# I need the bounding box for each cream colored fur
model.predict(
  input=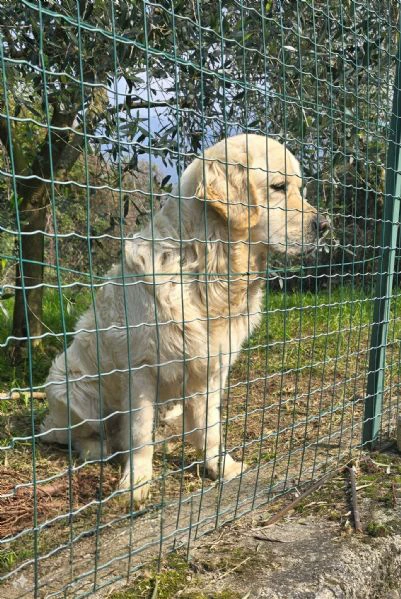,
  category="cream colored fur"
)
[41,134,318,503]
